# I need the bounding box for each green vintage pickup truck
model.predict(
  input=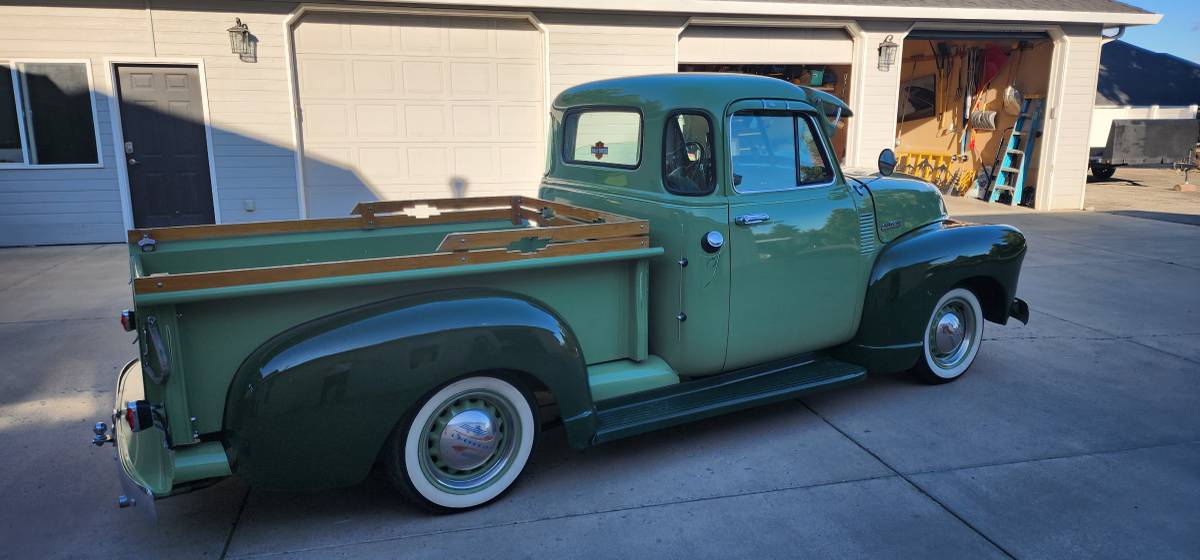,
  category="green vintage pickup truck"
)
[94,73,1028,515]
